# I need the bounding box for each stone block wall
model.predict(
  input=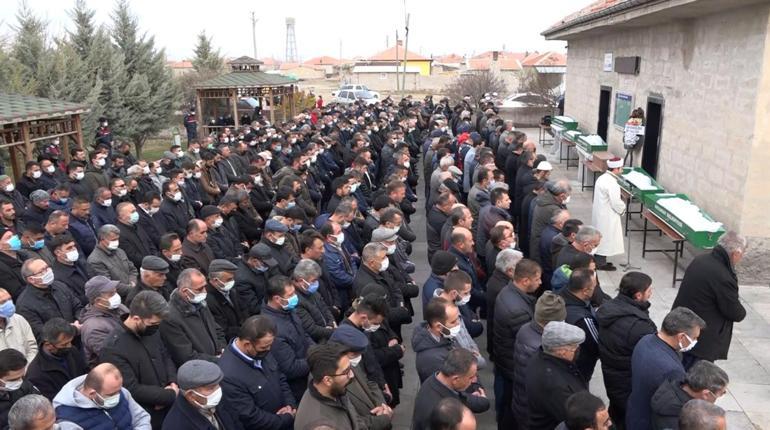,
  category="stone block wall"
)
[561,3,770,283]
